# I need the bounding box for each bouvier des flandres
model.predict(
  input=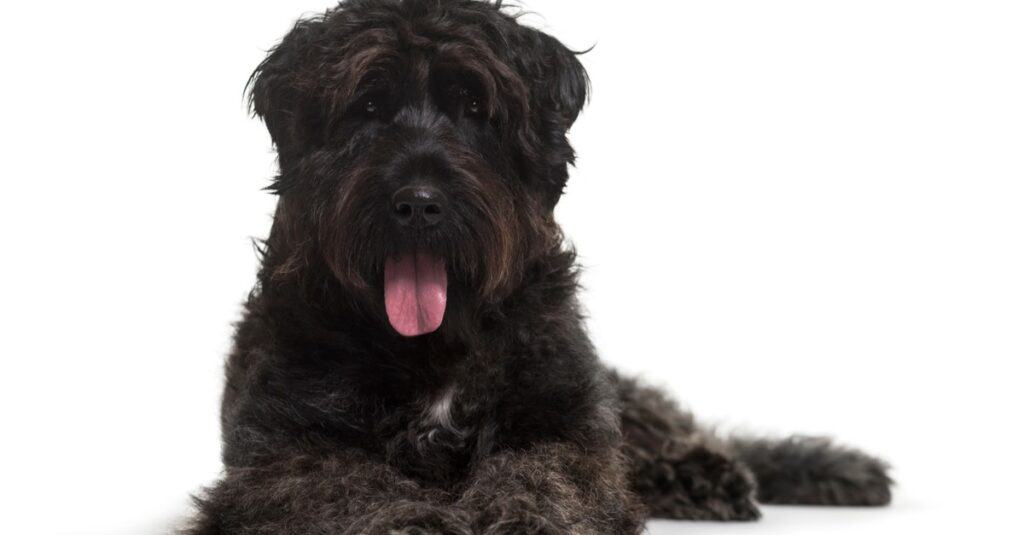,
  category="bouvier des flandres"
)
[187,1,892,533]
